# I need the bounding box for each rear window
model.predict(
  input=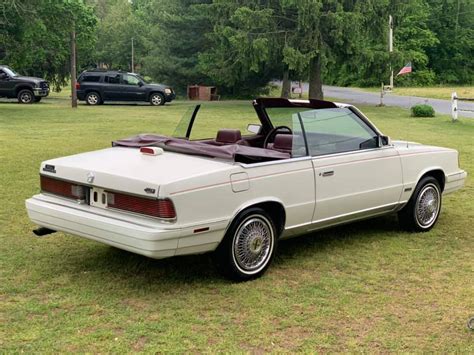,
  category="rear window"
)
[104,74,120,84]
[80,74,101,83]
